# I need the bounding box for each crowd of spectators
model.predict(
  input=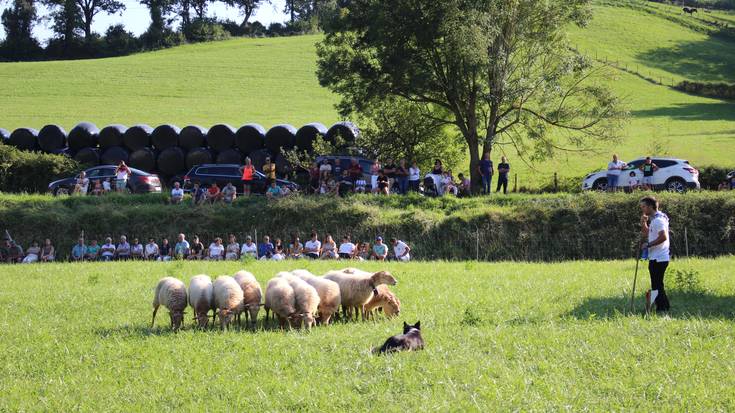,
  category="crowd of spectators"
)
[0,232,412,264]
